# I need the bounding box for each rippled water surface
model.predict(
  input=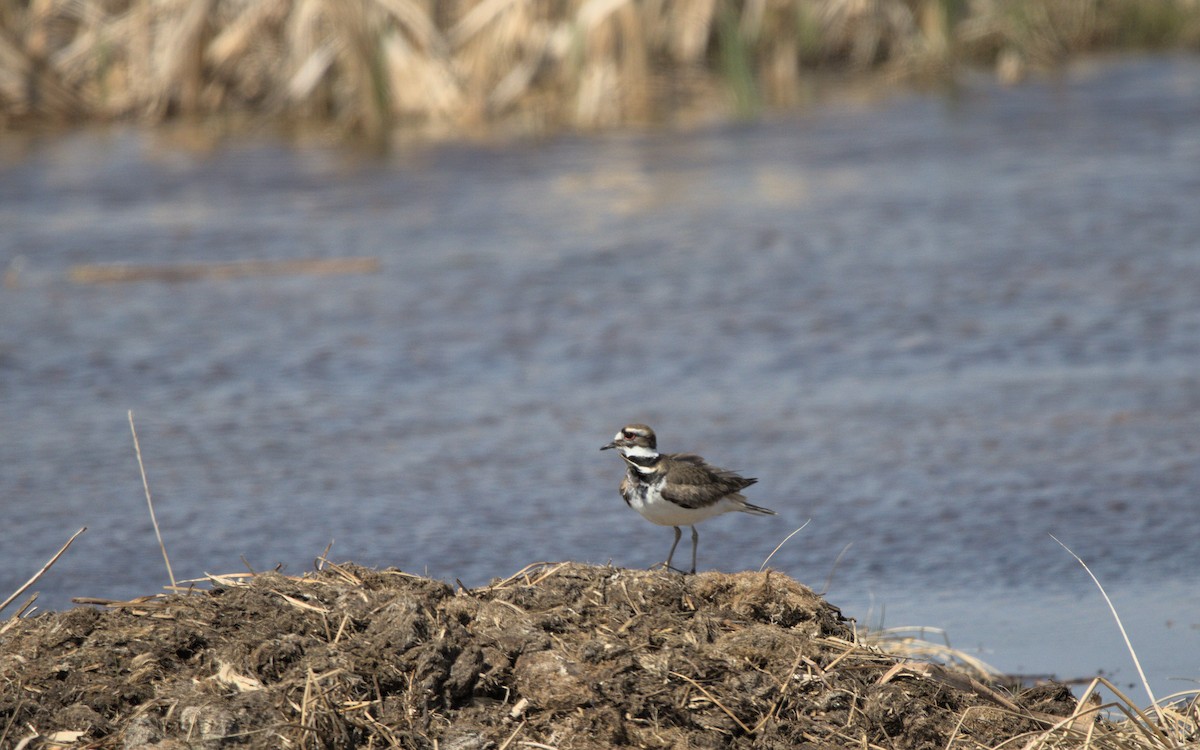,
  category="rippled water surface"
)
[3,56,1199,702]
